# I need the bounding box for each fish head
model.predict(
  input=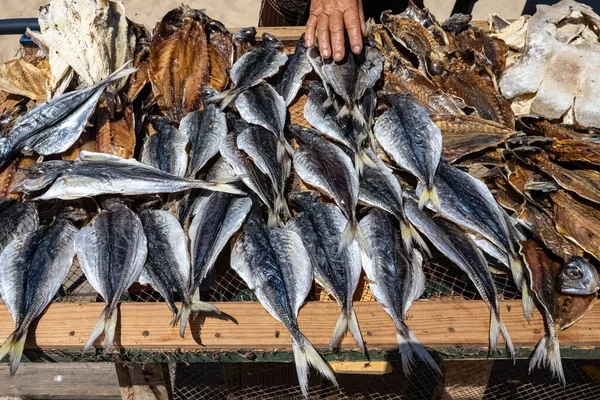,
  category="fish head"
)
[558,256,599,295]
[11,160,67,193]
[289,190,321,210]
[233,27,257,44]
[262,33,284,50]
[207,19,229,35]
[287,124,318,144]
